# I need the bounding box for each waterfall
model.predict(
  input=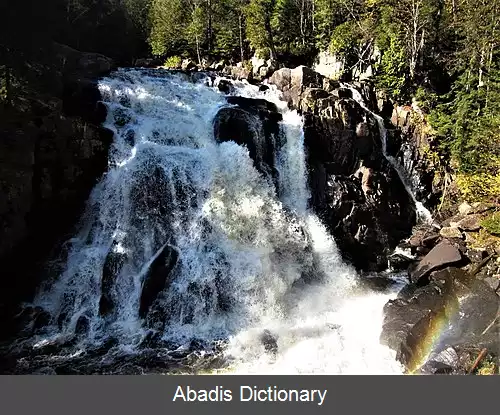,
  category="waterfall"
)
[13,69,404,374]
[345,85,433,224]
